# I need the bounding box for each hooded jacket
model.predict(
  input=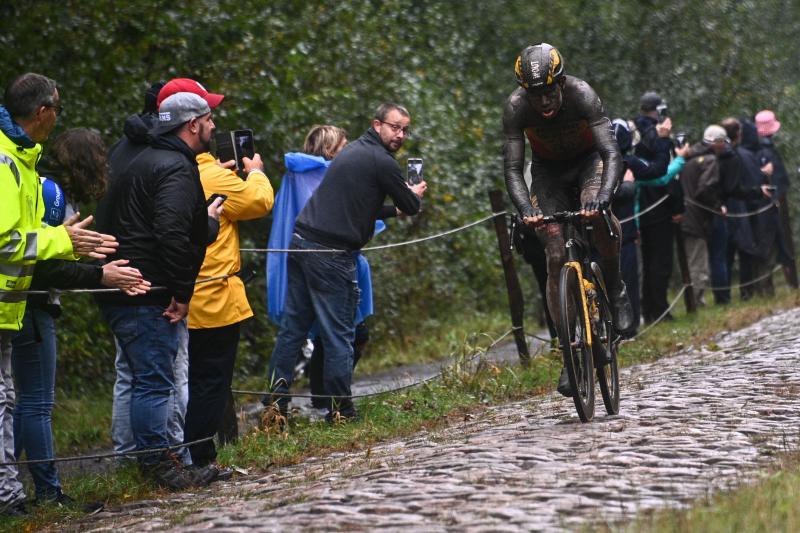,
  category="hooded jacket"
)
[0,106,74,331]
[679,143,721,239]
[98,131,217,306]
[187,152,274,329]
[267,152,384,325]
